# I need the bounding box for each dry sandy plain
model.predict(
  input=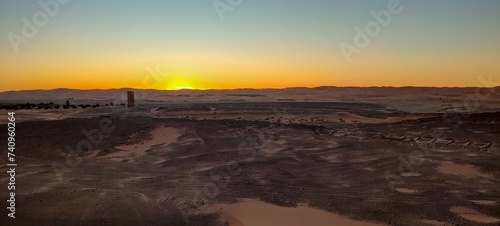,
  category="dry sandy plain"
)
[0,87,499,226]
